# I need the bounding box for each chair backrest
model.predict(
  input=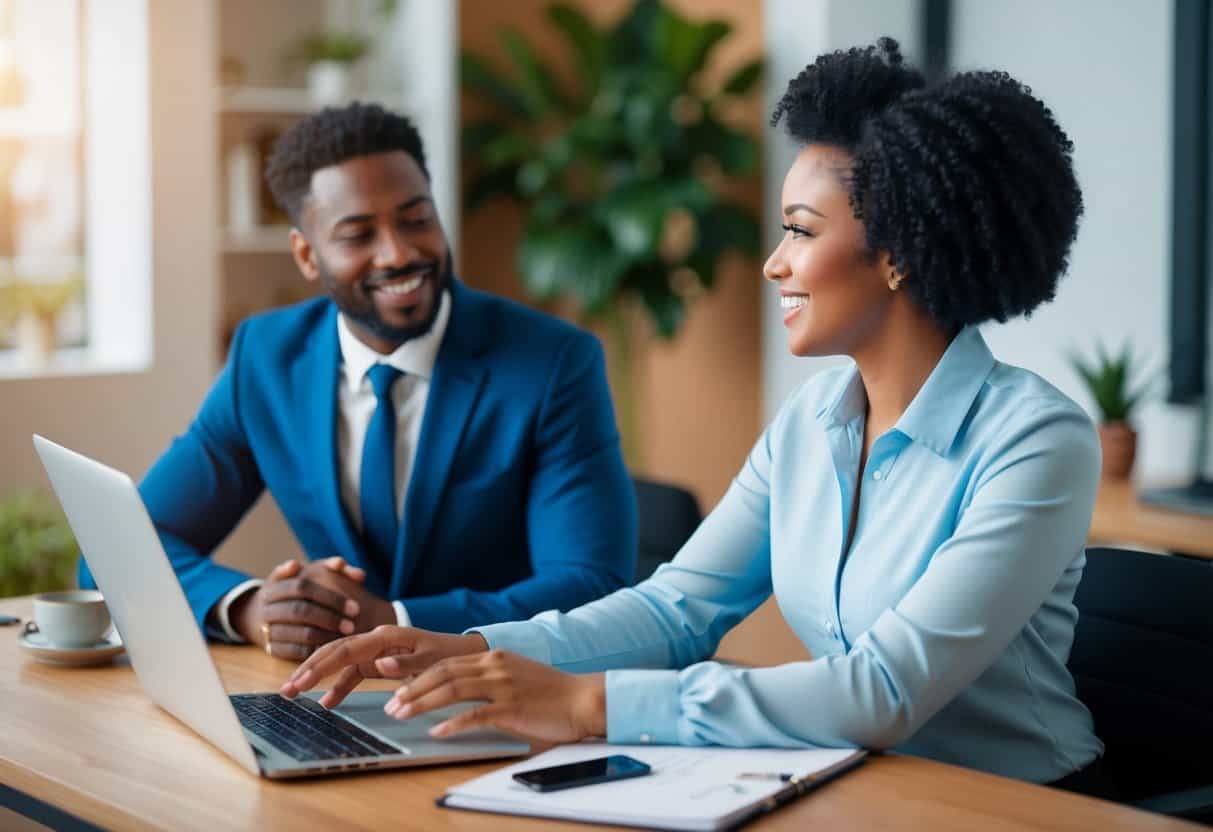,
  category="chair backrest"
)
[1070,547,1213,800]
[632,477,702,583]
